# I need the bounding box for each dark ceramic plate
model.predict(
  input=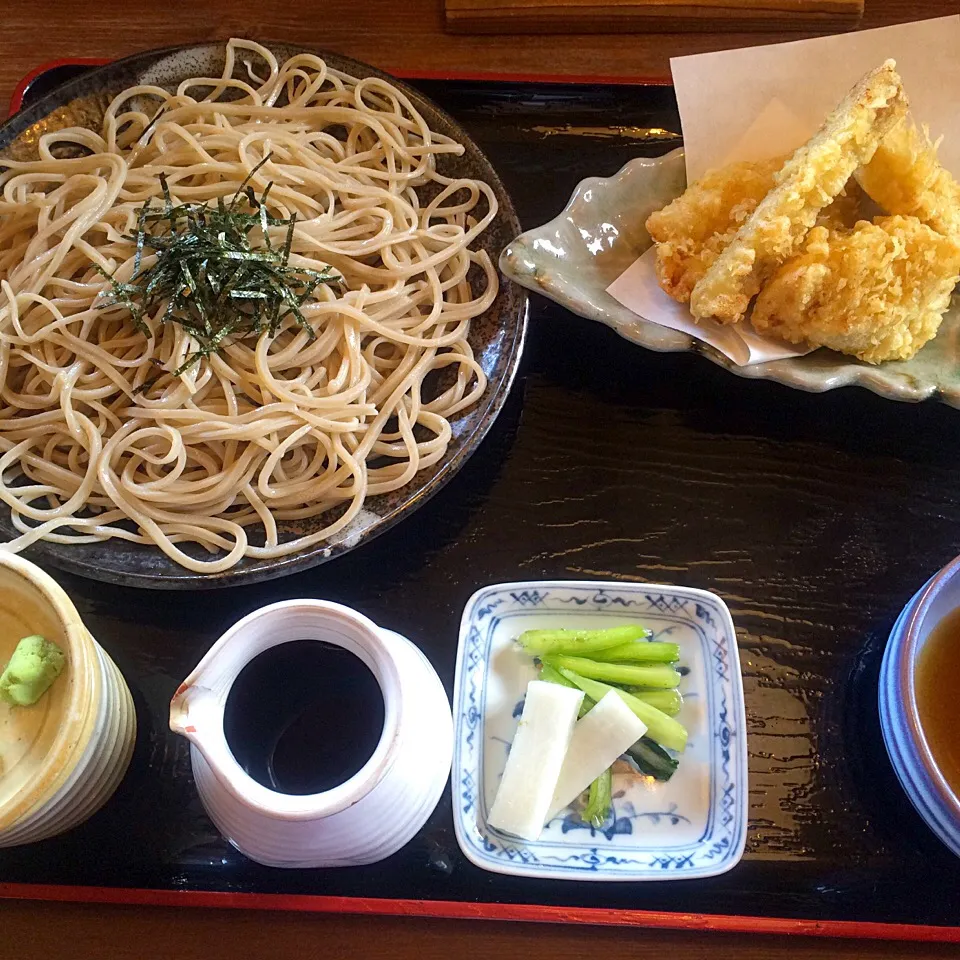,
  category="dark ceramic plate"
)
[0,43,527,590]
